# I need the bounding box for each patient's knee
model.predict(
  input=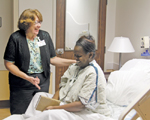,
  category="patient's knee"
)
[43,110,65,119]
